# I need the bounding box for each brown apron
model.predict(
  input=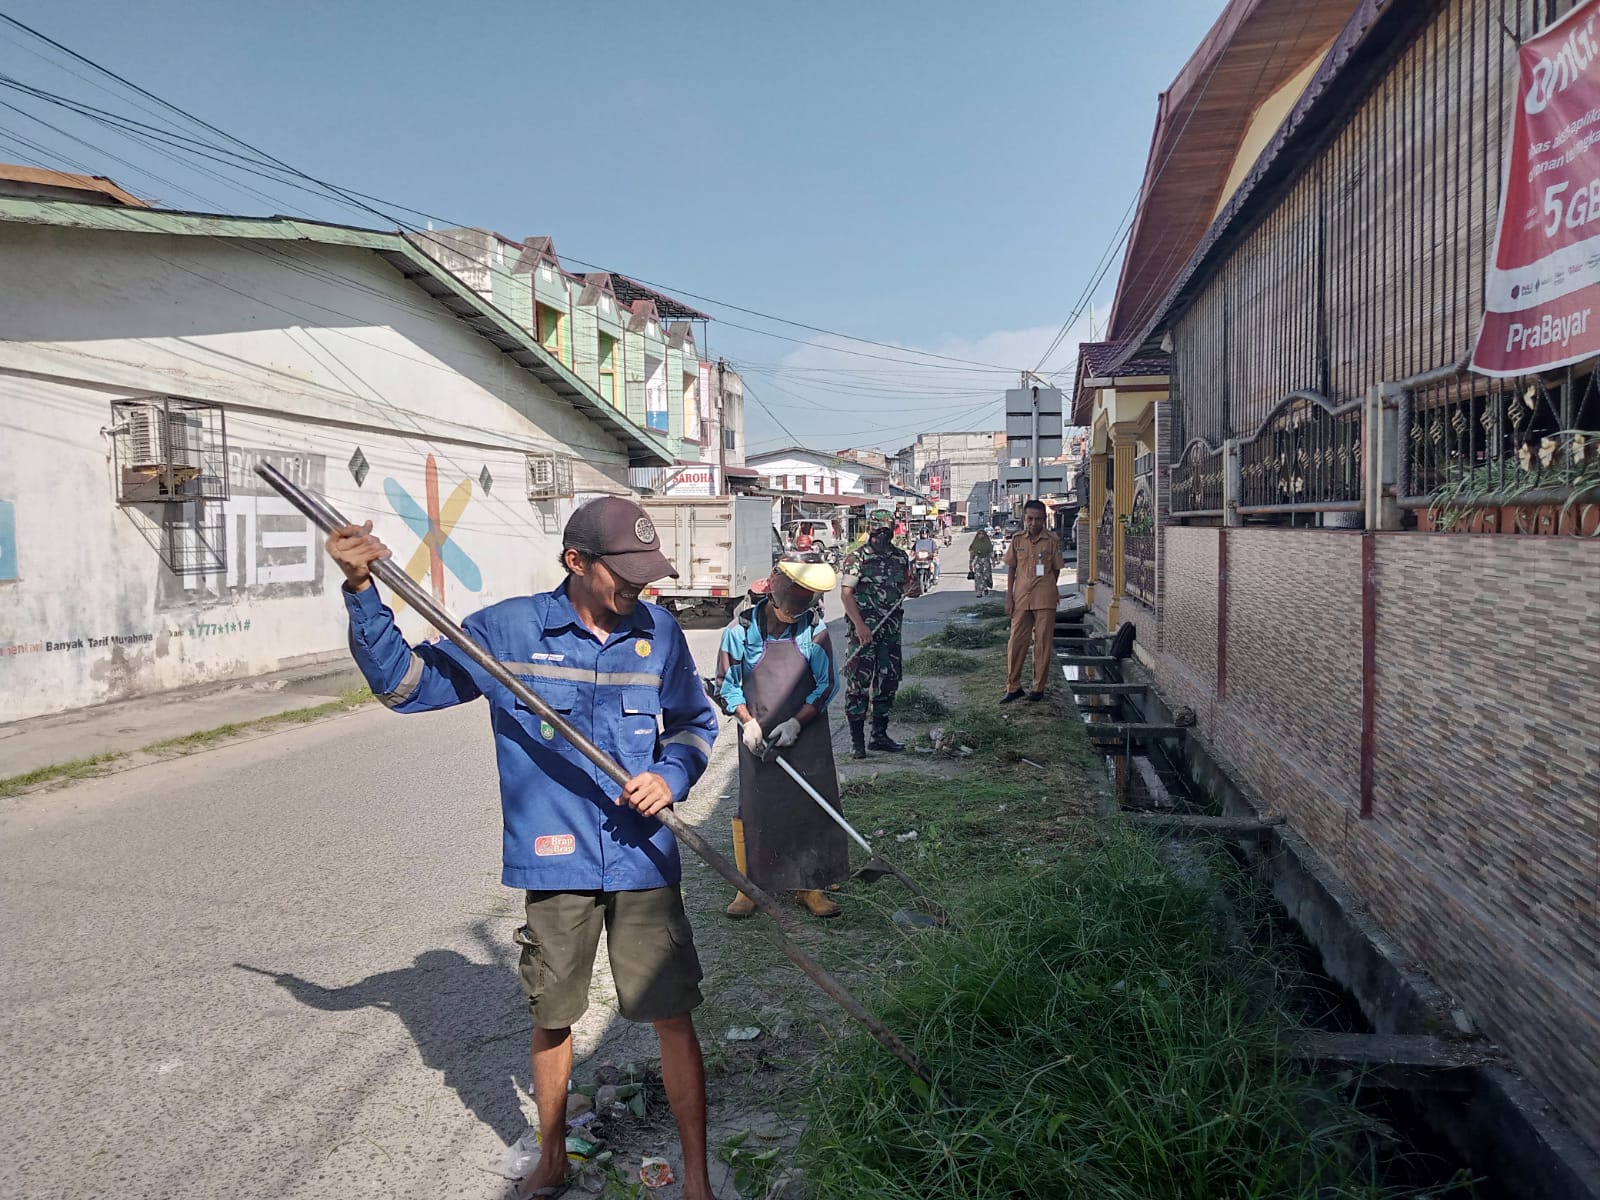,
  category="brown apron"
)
[737,634,847,892]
